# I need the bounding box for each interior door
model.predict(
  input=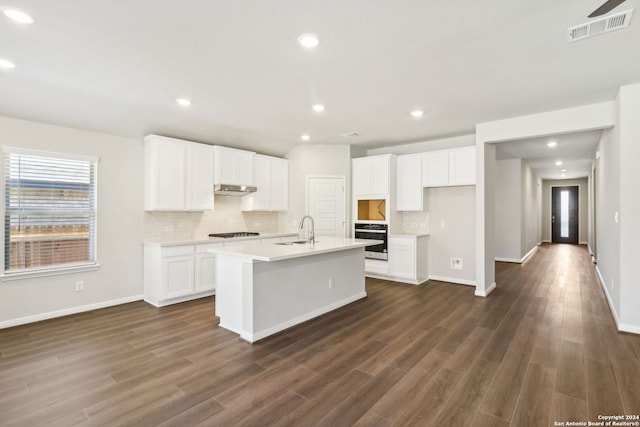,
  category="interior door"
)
[307,177,346,237]
[552,186,579,244]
